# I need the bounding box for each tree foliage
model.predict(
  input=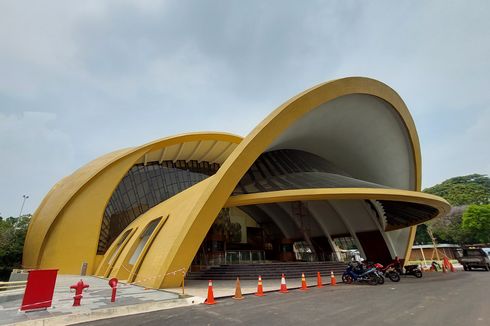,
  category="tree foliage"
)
[428,207,477,244]
[0,215,30,270]
[415,174,490,244]
[414,223,432,244]
[423,174,490,206]
[462,204,490,243]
